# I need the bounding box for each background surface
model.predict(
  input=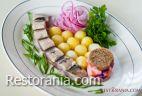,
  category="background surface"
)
[0,0,142,96]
